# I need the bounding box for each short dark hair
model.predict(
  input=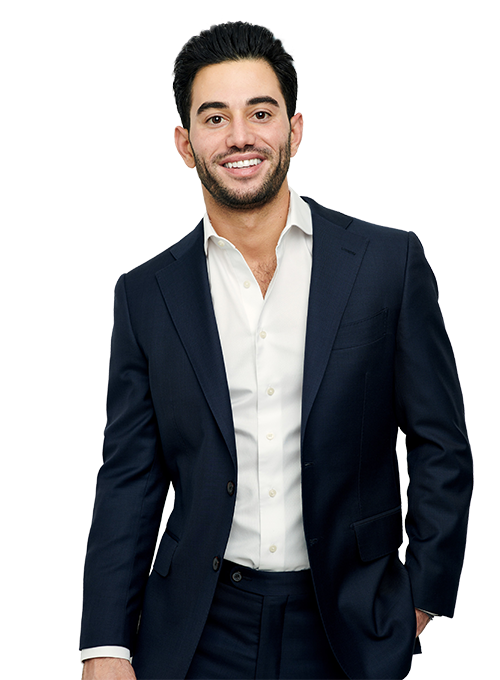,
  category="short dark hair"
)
[173,22,297,130]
